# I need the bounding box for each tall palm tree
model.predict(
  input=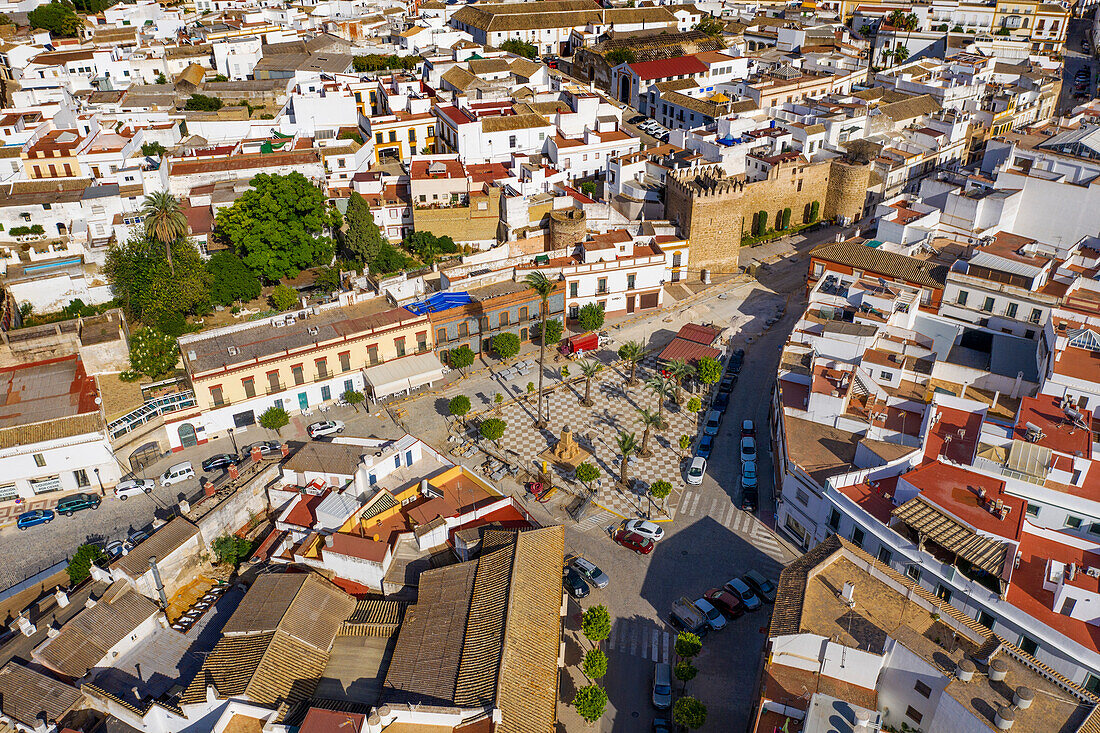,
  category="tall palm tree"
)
[636,407,661,457]
[580,359,603,406]
[644,376,673,430]
[524,271,556,427]
[893,45,910,65]
[665,358,695,406]
[616,431,638,487]
[141,191,188,269]
[618,340,645,386]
